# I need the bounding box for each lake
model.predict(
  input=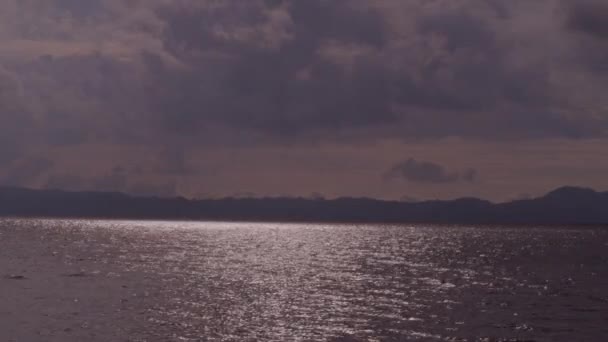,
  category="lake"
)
[1,219,607,341]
